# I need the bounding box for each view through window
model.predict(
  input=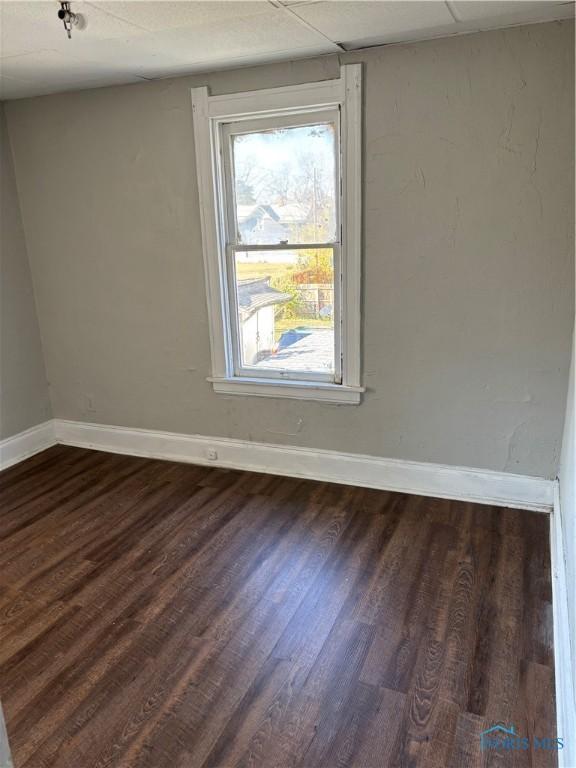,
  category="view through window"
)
[228,120,339,379]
